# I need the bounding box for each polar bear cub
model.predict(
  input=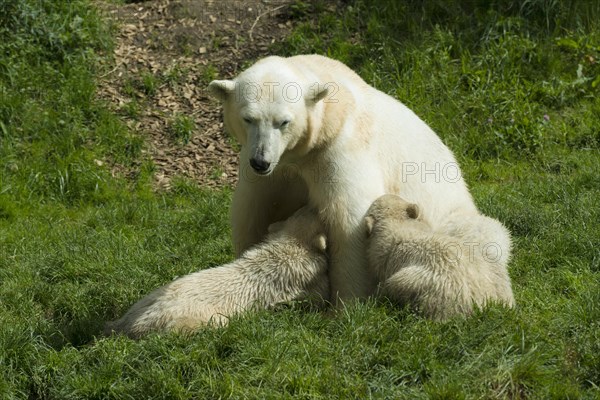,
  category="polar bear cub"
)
[365,194,515,320]
[105,207,329,338]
